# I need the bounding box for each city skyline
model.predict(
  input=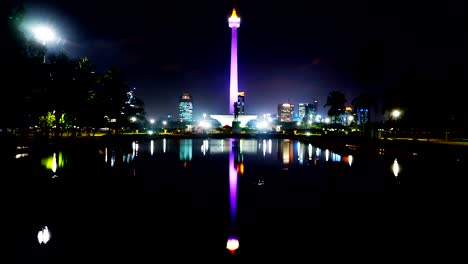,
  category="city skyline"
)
[18,0,467,122]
